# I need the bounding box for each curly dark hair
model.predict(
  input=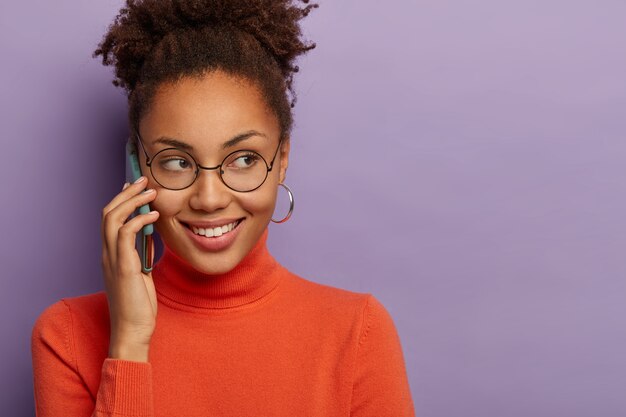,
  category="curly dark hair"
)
[93,0,318,142]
